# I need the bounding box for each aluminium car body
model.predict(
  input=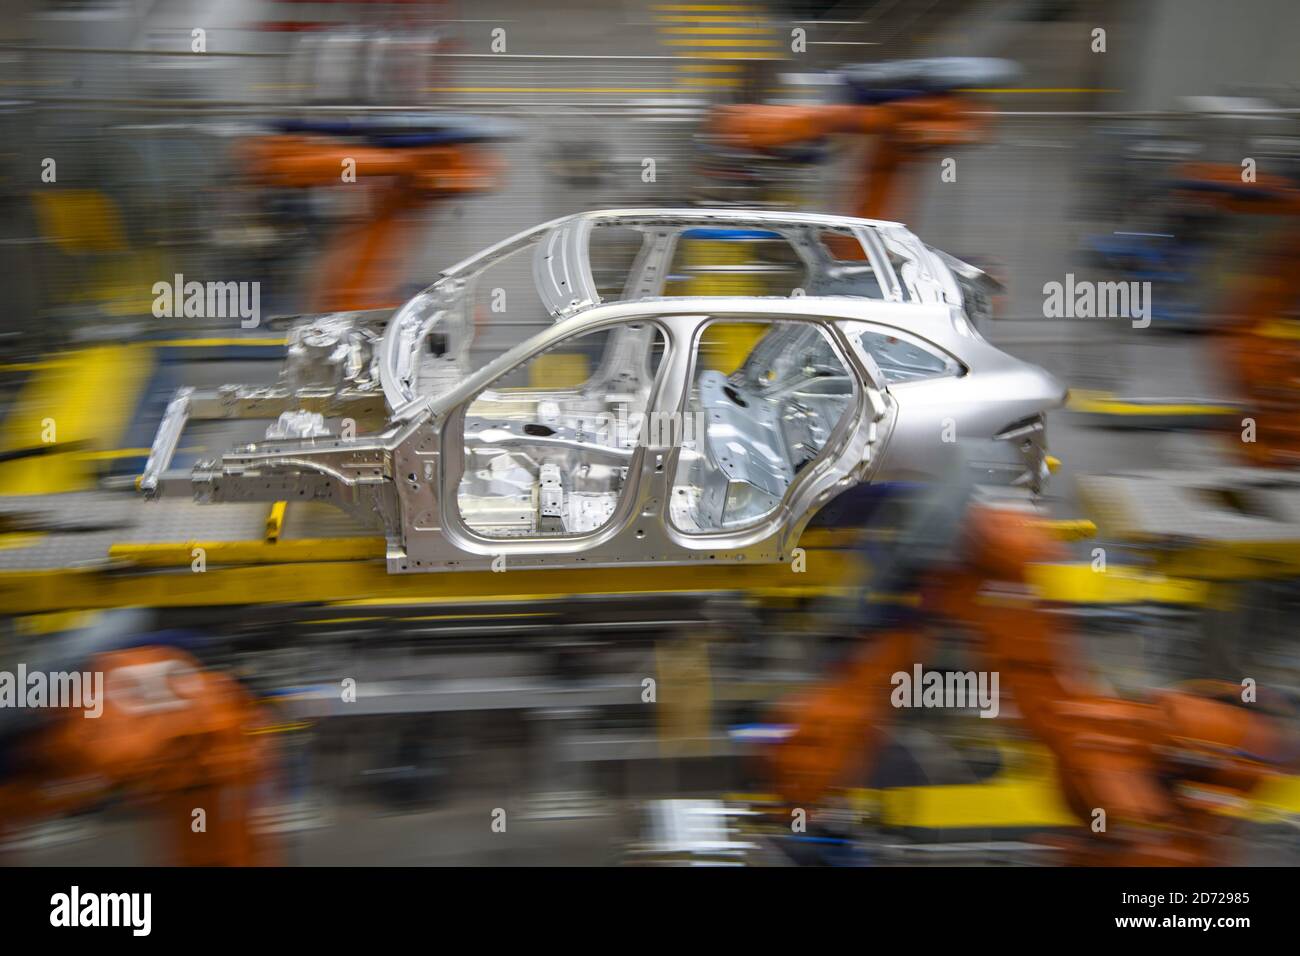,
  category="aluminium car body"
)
[141,208,1066,573]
